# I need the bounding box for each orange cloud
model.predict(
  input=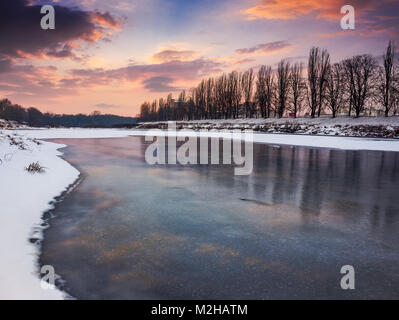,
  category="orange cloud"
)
[90,11,124,31]
[244,0,343,20]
